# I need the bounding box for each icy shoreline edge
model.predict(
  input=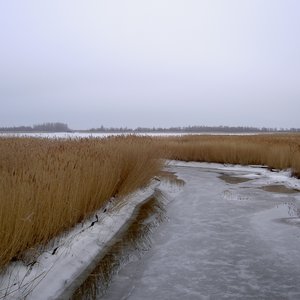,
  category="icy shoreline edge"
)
[0,181,161,300]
